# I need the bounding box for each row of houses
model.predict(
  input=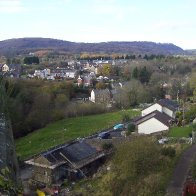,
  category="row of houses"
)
[30,68,78,80]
